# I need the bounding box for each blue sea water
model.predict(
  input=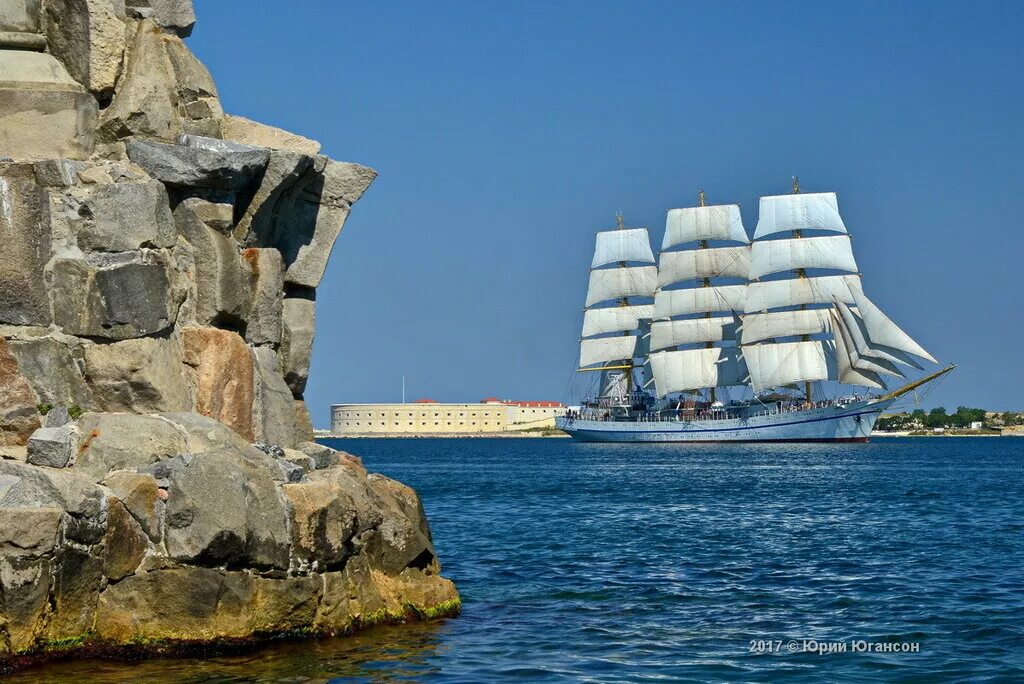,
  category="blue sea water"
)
[21,437,1024,682]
